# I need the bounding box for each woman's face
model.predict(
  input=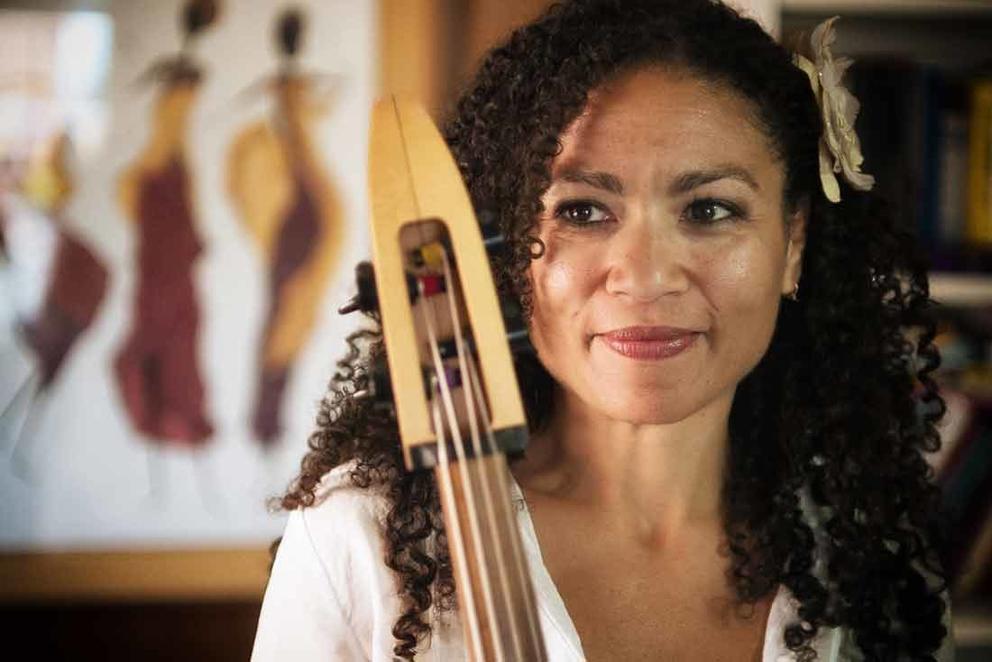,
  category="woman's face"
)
[528,66,806,425]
